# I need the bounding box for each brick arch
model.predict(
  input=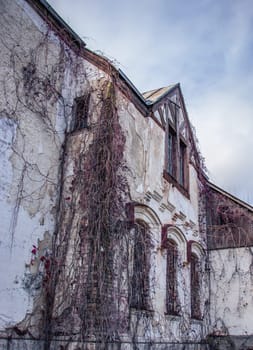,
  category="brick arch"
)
[187,240,205,262]
[162,225,187,261]
[134,204,162,230]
